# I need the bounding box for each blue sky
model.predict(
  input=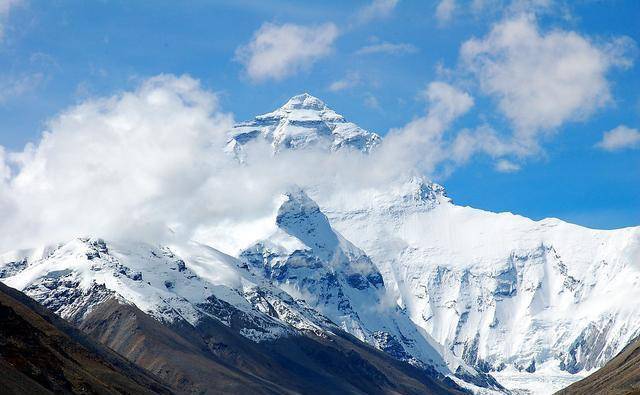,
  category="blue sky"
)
[0,0,638,229]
